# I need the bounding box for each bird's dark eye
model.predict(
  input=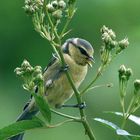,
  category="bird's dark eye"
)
[78,47,89,57]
